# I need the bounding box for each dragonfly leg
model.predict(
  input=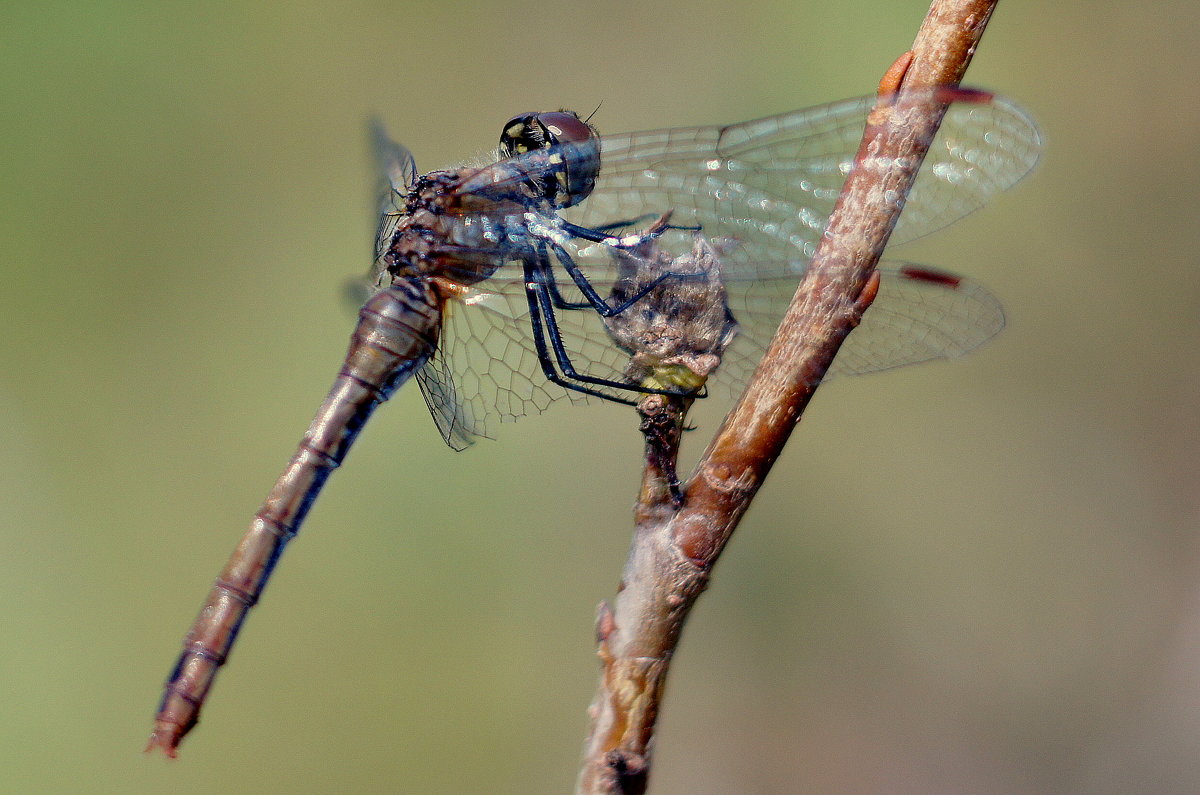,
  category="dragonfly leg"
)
[523,250,698,400]
[560,219,702,243]
[546,238,706,317]
[587,214,658,234]
[522,260,641,404]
